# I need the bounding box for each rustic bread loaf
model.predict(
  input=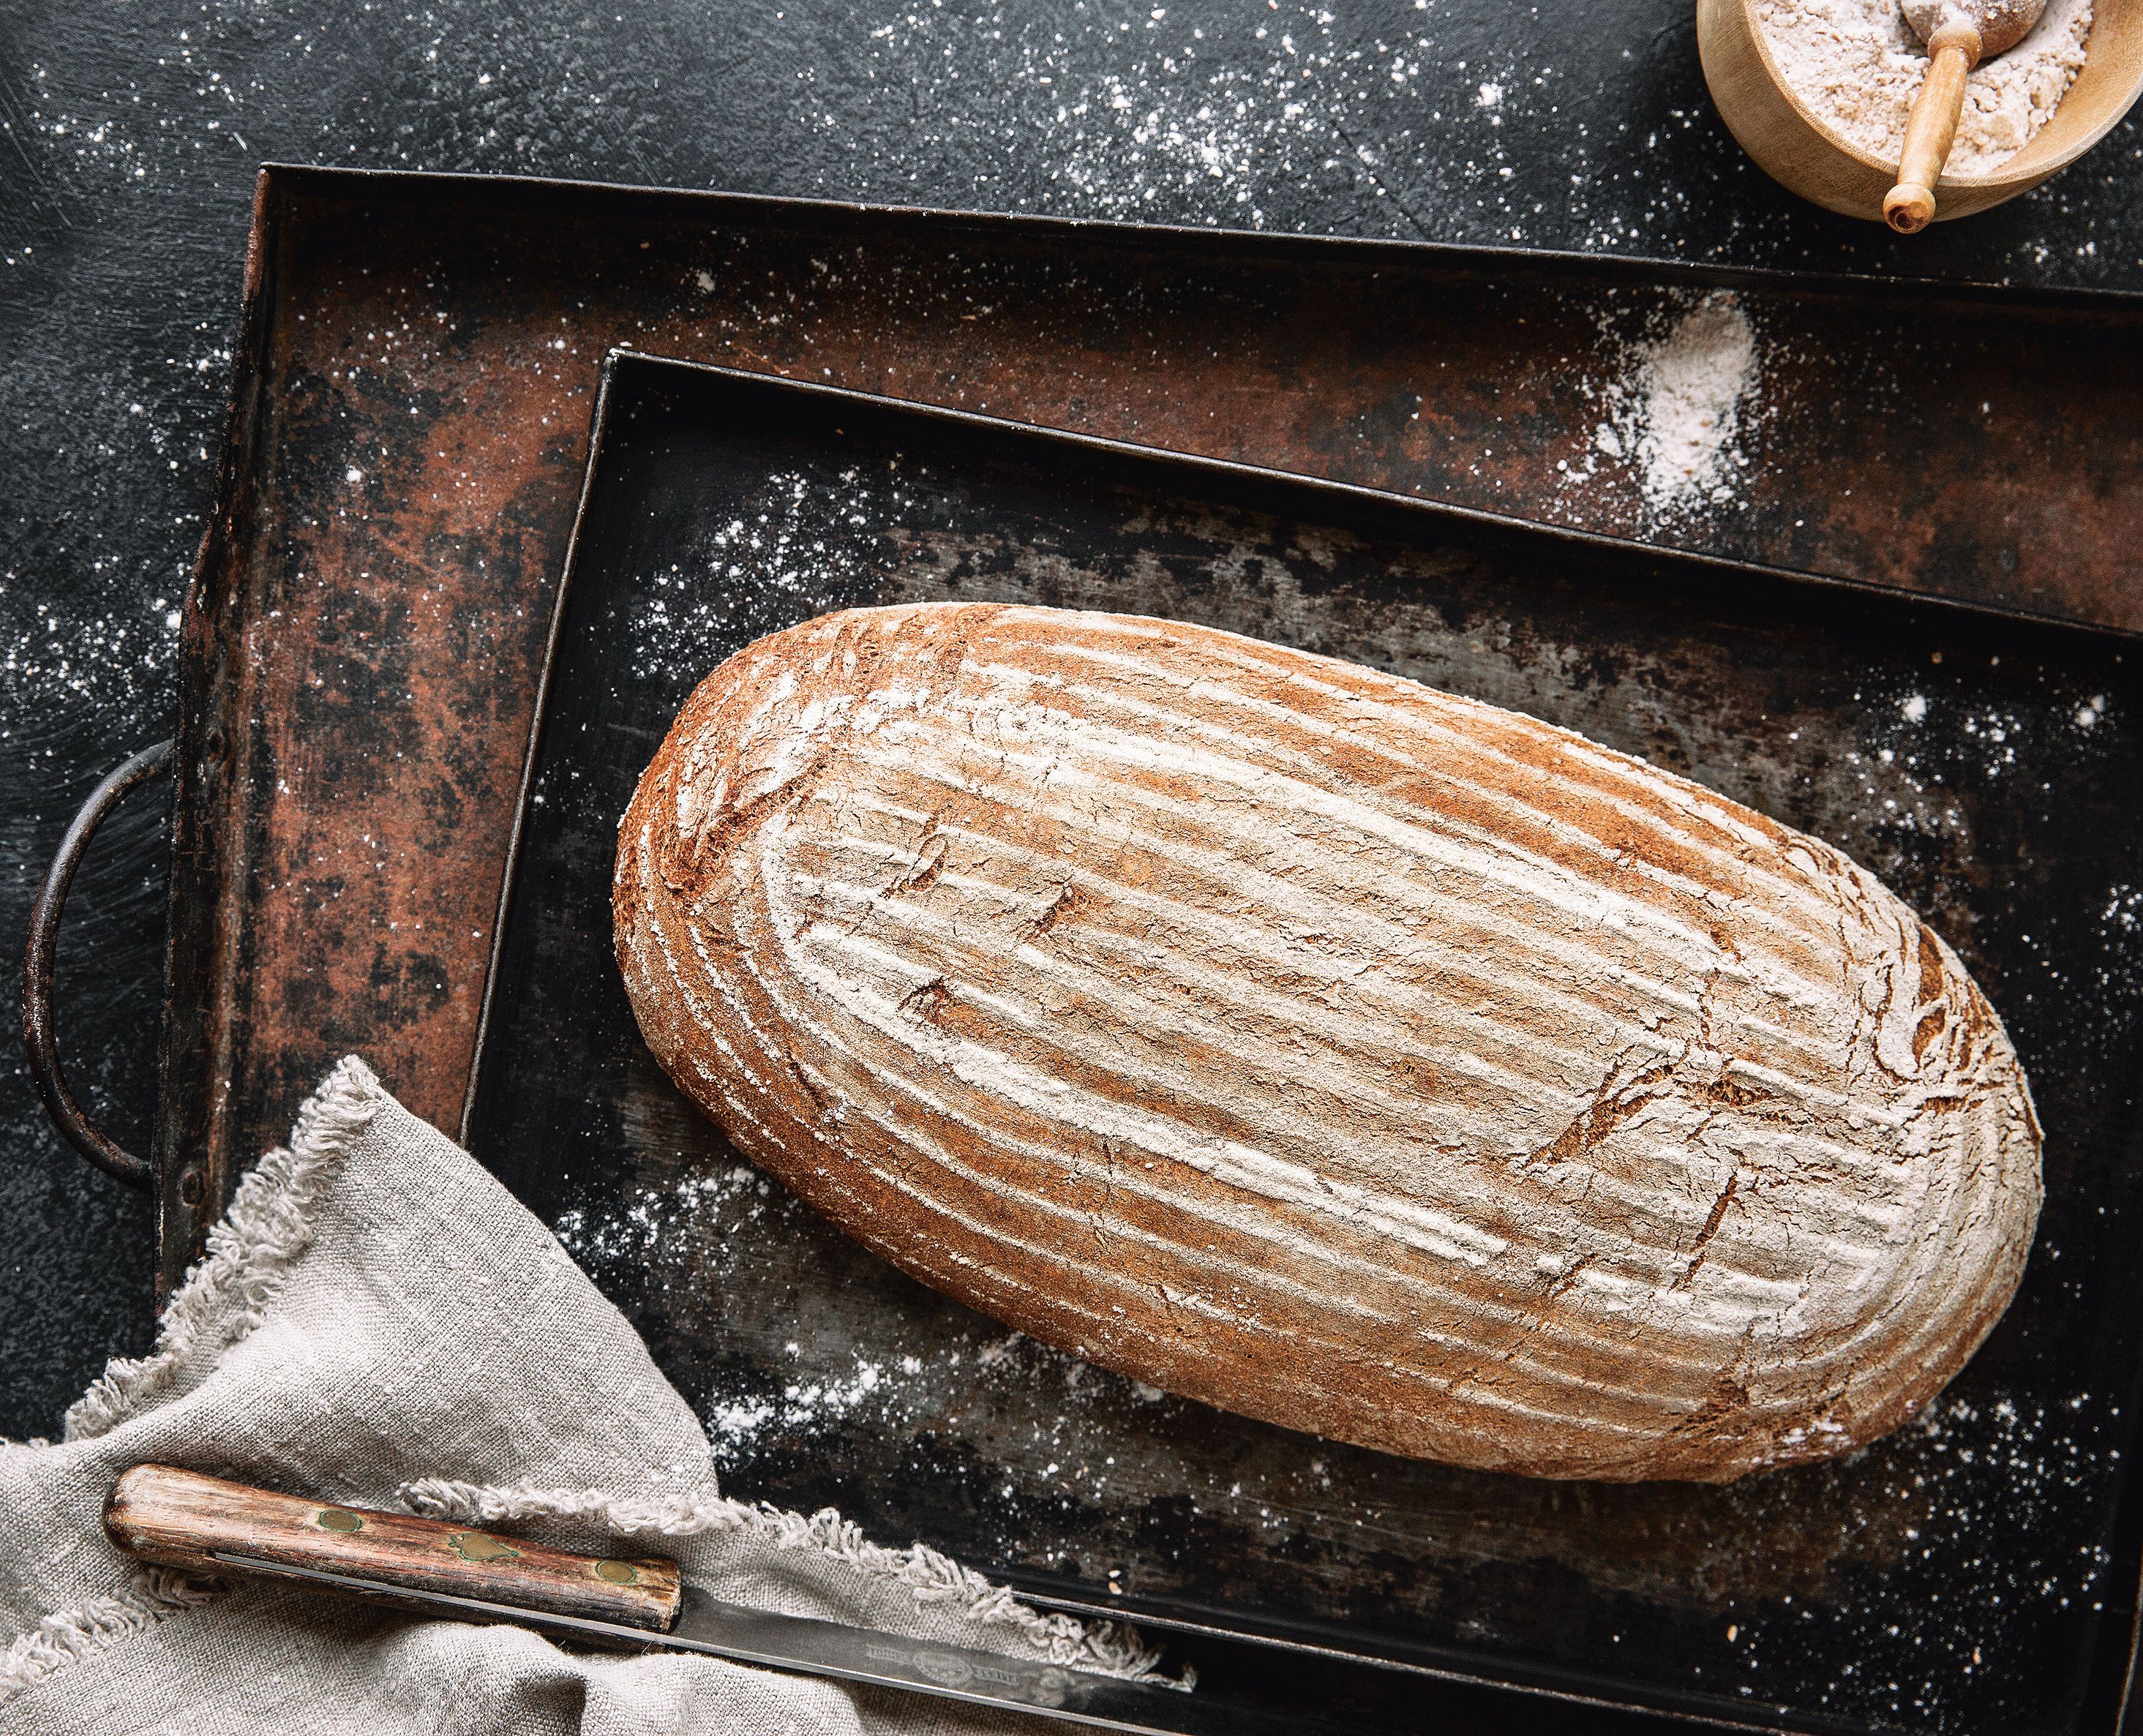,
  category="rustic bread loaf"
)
[614,602,2041,1482]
